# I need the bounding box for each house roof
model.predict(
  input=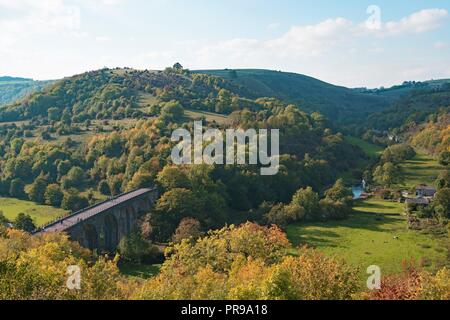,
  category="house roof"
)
[405,198,429,205]
[416,185,436,192]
